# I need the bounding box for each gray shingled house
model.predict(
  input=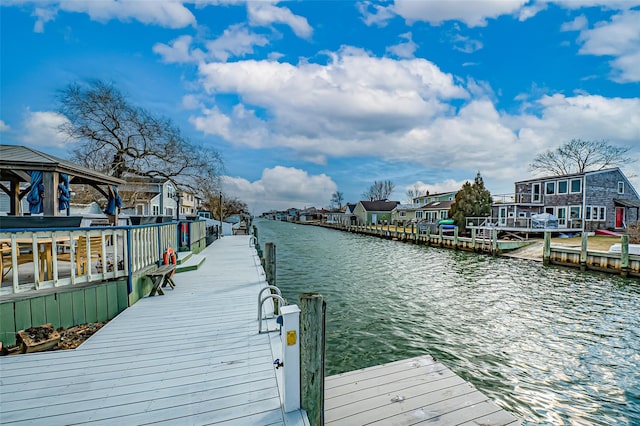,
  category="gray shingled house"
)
[492,167,640,232]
